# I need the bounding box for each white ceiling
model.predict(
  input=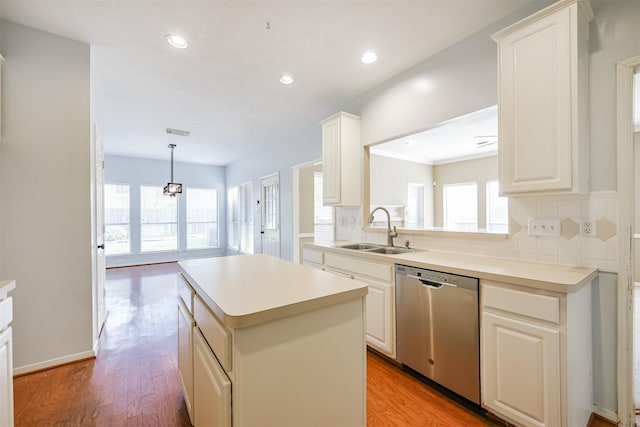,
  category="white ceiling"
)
[0,0,533,166]
[371,105,498,164]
